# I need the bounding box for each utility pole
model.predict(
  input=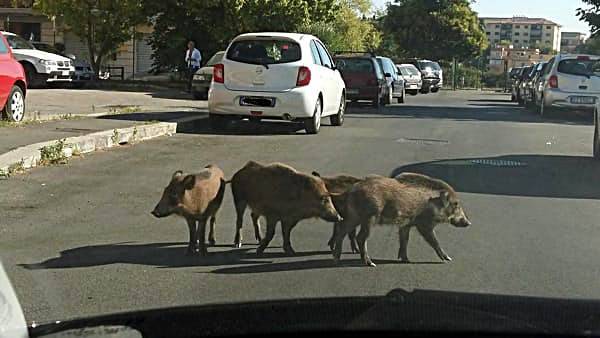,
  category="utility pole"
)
[452,58,457,91]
